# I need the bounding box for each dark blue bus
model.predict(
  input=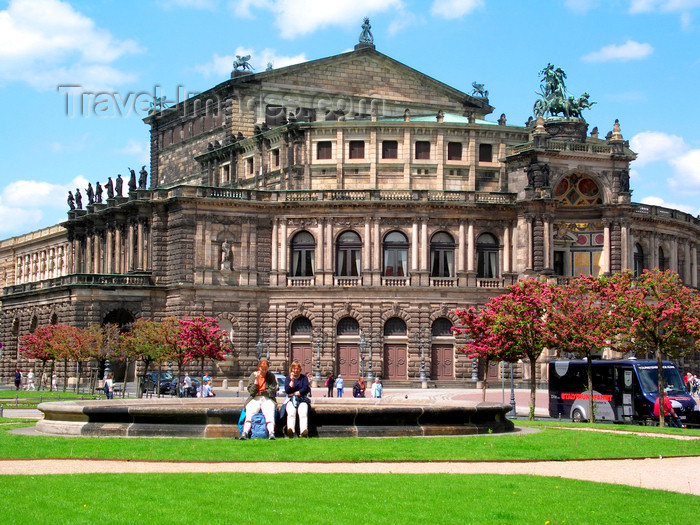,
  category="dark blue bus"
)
[549,359,698,424]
